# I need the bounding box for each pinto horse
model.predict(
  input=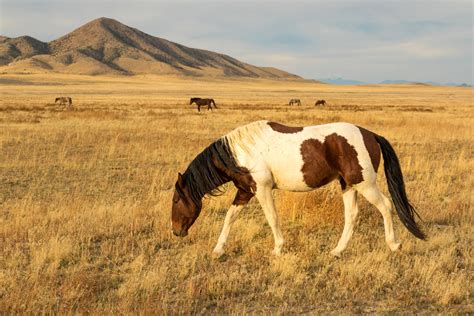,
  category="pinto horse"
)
[190,98,217,112]
[171,120,425,257]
